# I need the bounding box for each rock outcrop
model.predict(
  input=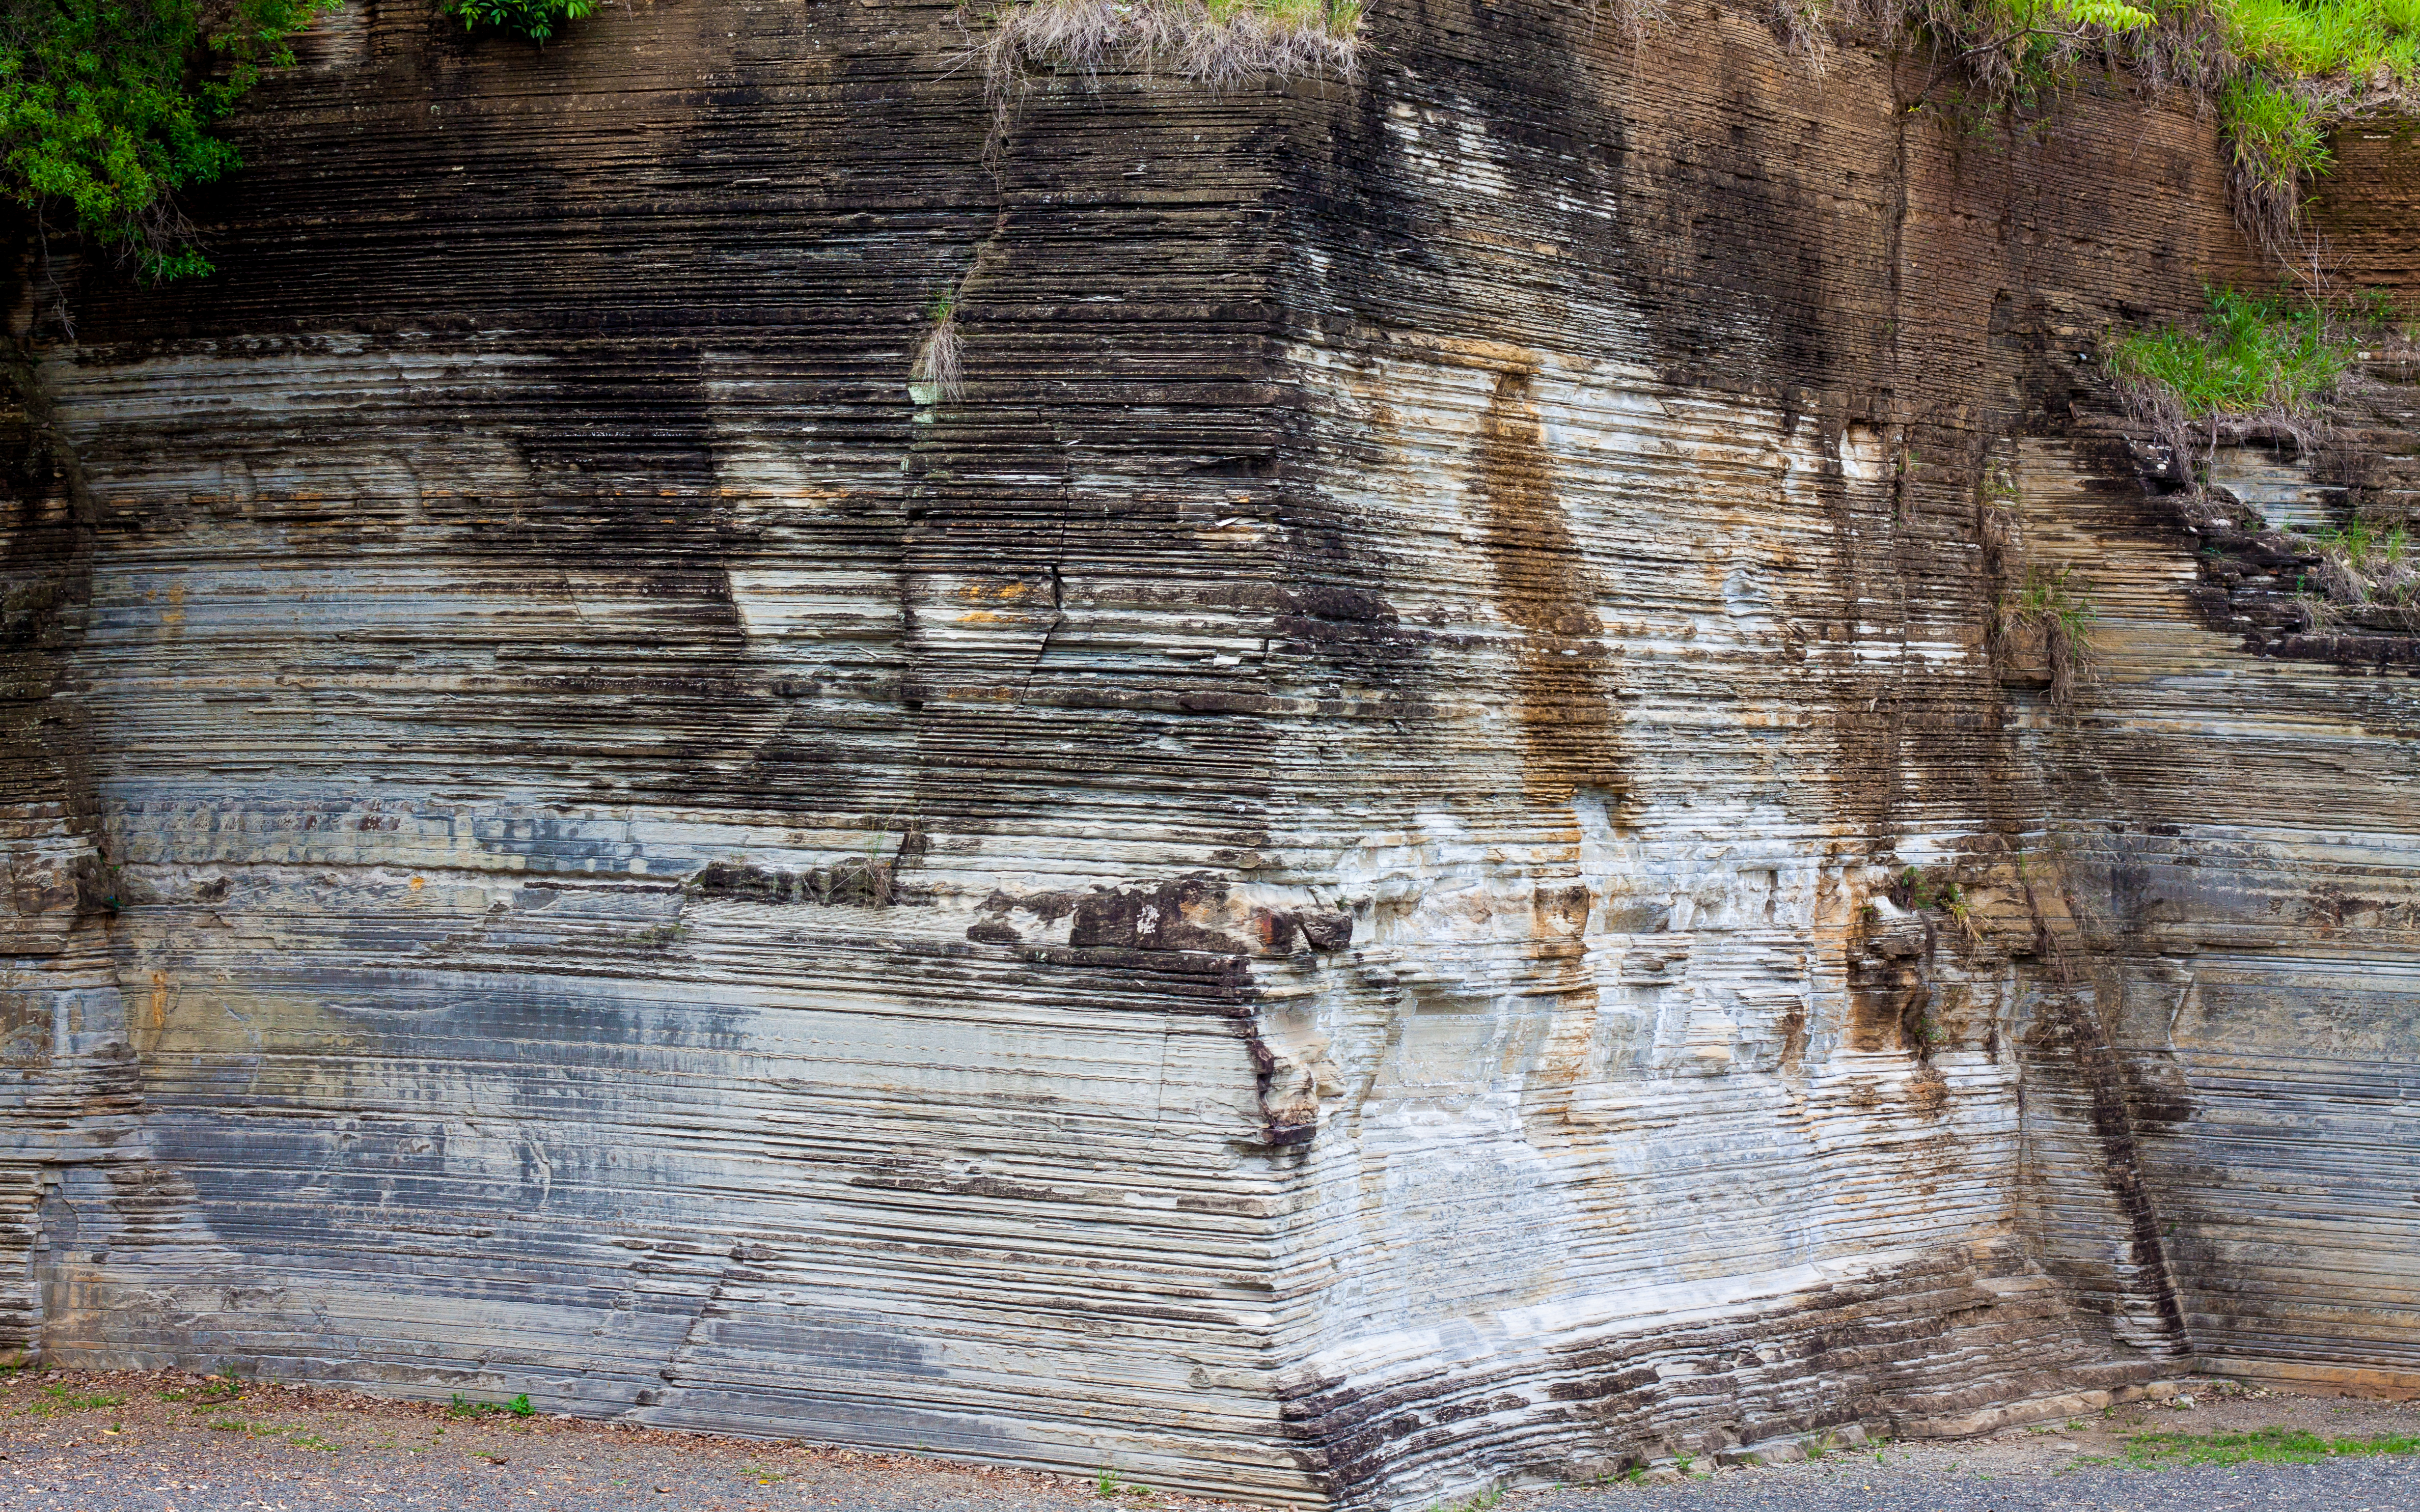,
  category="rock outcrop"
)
[2,1,2415,1506]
